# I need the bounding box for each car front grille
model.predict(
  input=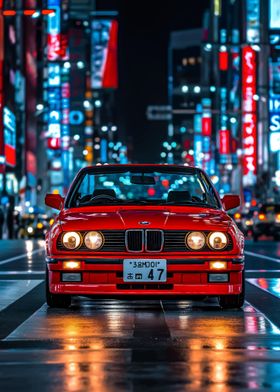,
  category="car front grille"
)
[125,229,164,252]
[125,230,144,252]
[146,230,164,252]
[57,230,233,252]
